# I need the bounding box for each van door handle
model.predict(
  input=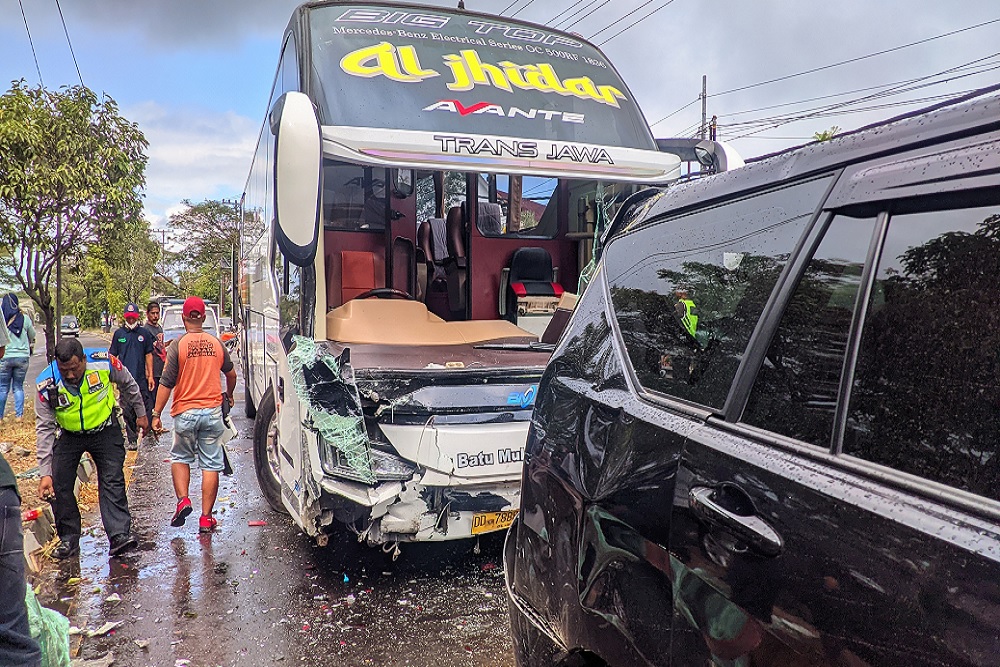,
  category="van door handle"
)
[689,485,783,557]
